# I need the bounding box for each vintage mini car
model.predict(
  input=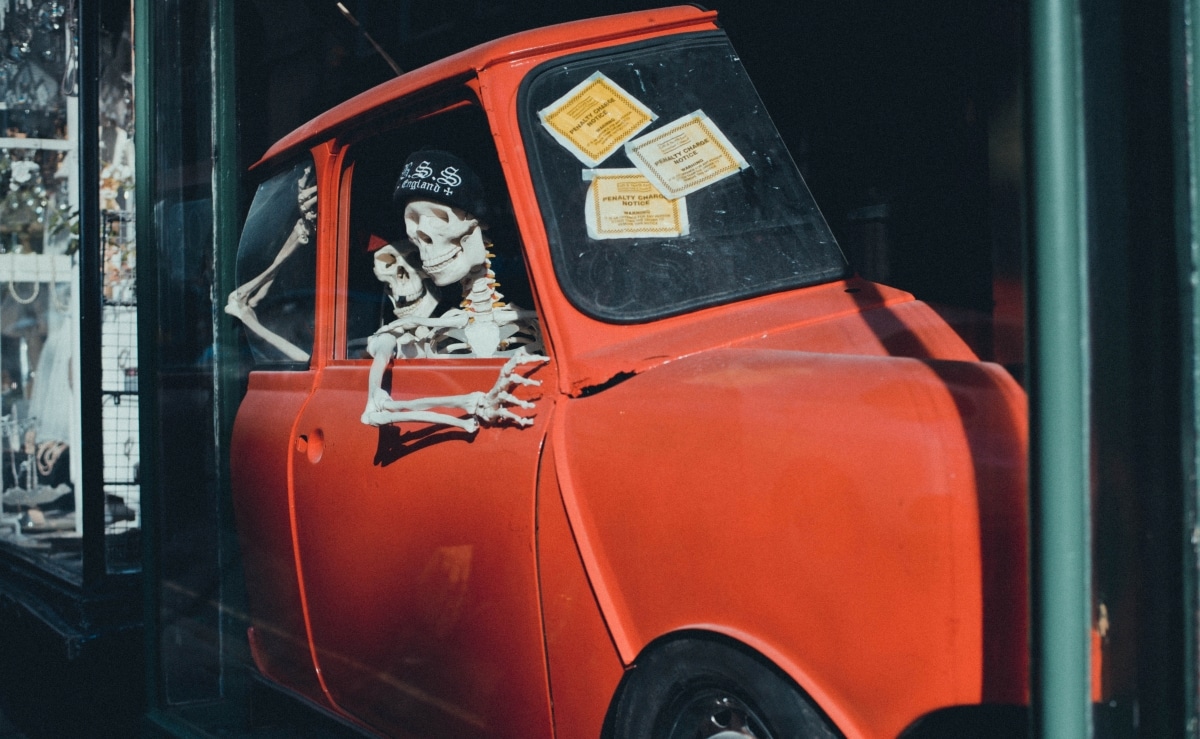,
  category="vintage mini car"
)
[227,5,1029,738]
